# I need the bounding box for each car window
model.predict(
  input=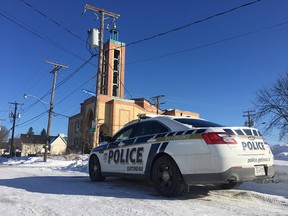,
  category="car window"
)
[134,121,169,137]
[113,125,135,141]
[174,118,223,127]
